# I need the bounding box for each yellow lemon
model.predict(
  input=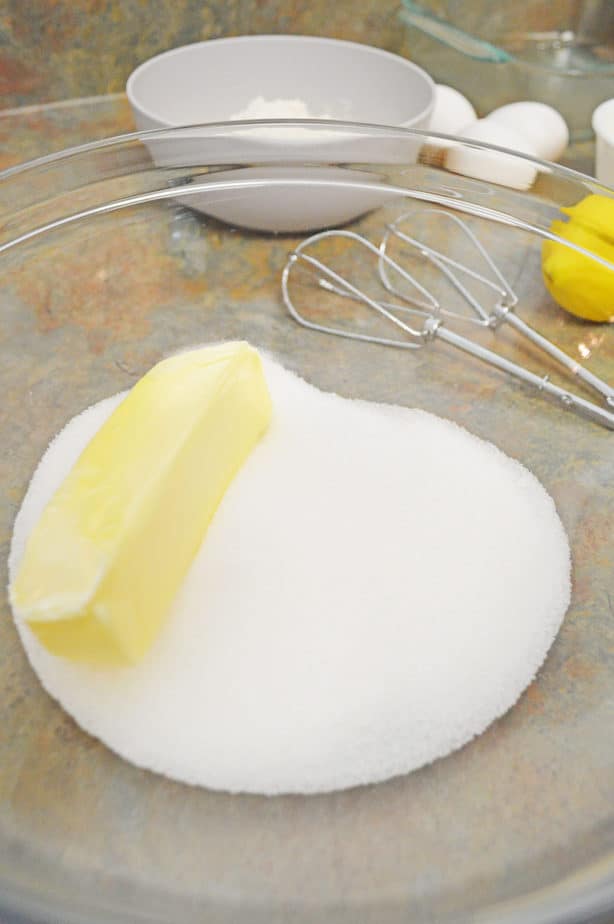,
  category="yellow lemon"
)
[542,194,614,323]
[10,342,272,665]
[560,195,614,243]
